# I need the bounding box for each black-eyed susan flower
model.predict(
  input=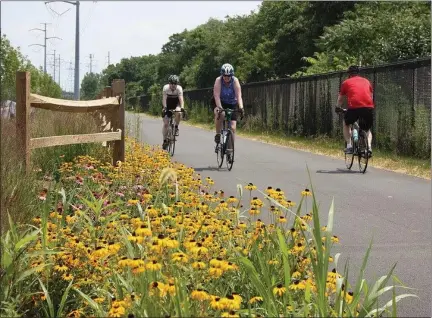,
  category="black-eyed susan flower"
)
[54,264,68,272]
[221,311,239,318]
[245,183,257,191]
[210,296,225,310]
[172,252,189,263]
[289,279,306,290]
[249,296,263,304]
[331,235,339,243]
[344,291,354,304]
[192,261,206,270]
[273,284,287,296]
[191,289,210,301]
[301,188,312,196]
[146,260,162,271]
[248,207,260,215]
[62,273,74,281]
[278,216,287,223]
